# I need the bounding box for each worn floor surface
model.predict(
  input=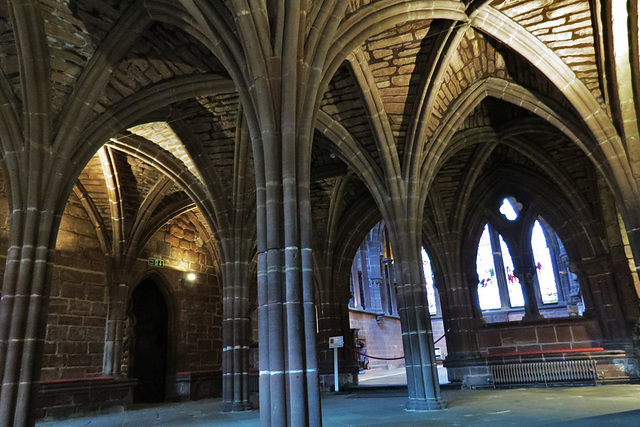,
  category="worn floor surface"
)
[37,371,640,426]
